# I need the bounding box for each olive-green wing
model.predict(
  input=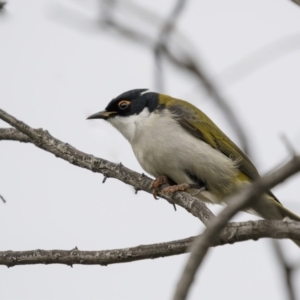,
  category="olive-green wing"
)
[159,96,282,204]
